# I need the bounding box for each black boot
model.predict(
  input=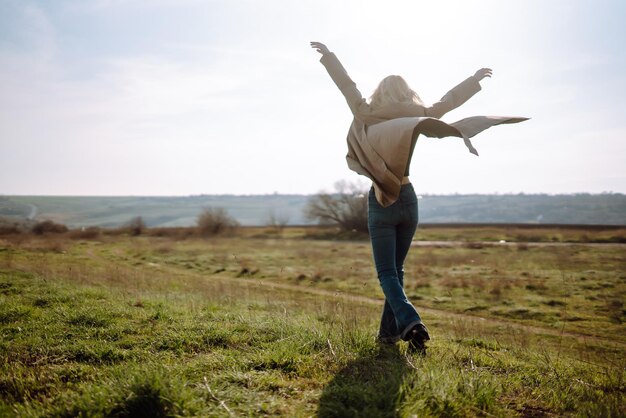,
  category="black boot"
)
[407,323,430,355]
